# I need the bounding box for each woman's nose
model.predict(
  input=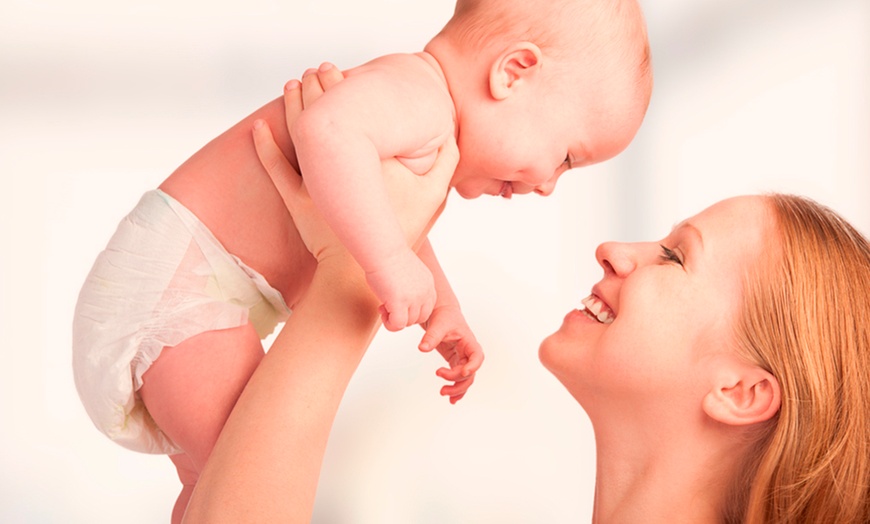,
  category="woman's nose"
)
[595,241,638,277]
